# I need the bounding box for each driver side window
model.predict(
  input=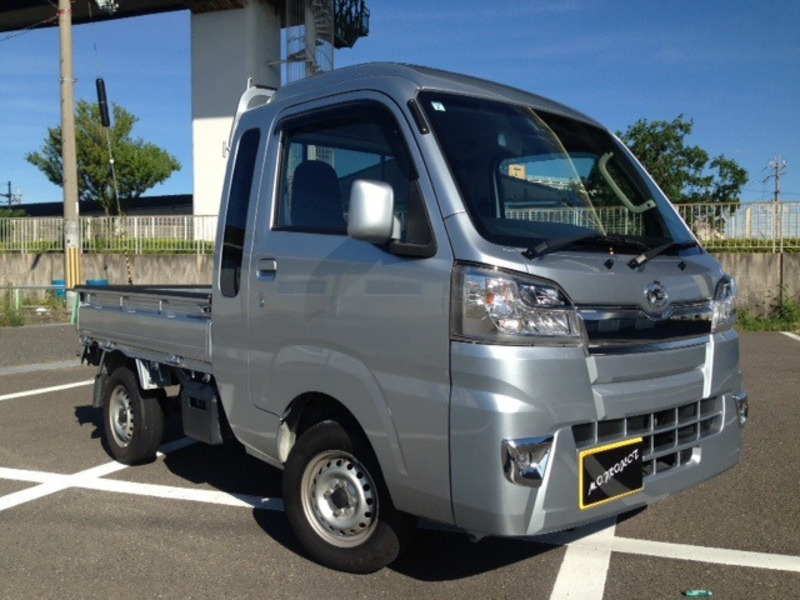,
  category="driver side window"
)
[275,102,426,245]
